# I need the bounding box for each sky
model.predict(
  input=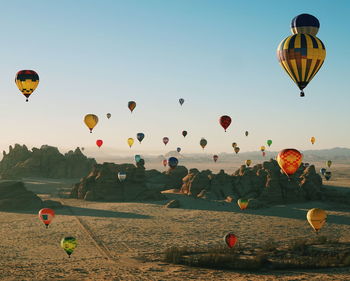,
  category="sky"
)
[0,0,349,158]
